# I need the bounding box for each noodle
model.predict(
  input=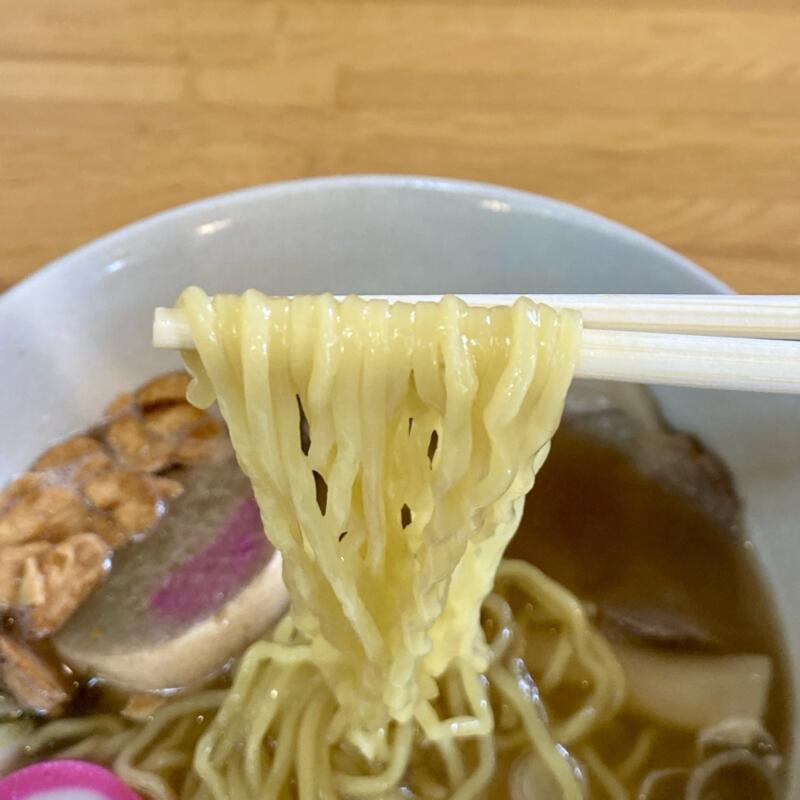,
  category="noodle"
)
[172,289,616,799]
[580,745,629,800]
[617,727,658,784]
